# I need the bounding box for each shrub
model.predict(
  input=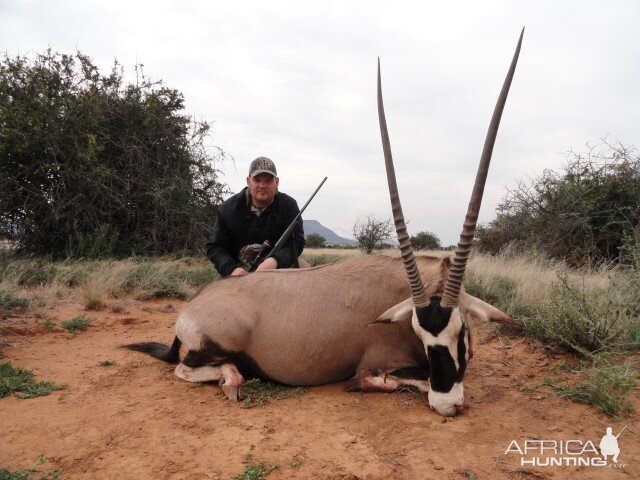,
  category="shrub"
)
[353,214,394,254]
[139,275,187,300]
[61,315,93,333]
[0,50,227,258]
[476,141,640,266]
[410,231,441,250]
[525,274,639,357]
[17,265,57,287]
[176,267,219,287]
[305,233,326,248]
[0,290,29,319]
